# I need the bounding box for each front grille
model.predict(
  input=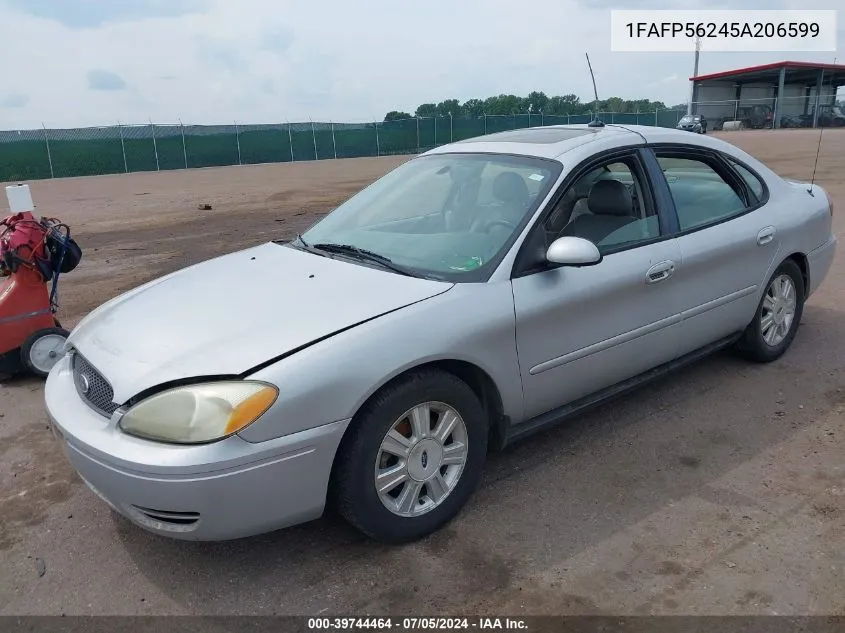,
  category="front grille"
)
[72,353,120,418]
